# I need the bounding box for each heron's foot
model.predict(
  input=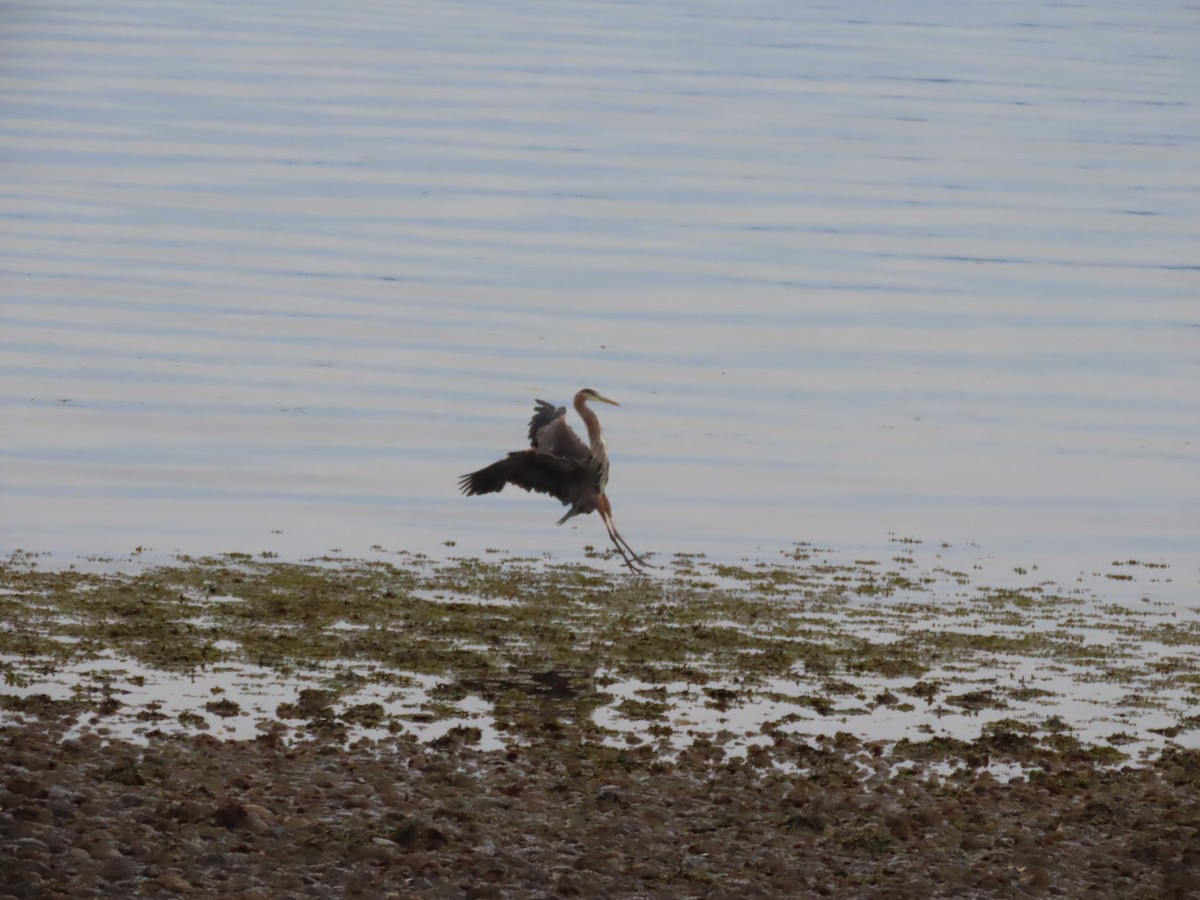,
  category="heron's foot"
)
[616,551,653,575]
